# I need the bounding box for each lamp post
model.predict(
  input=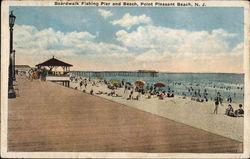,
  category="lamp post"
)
[13,50,16,81]
[8,11,16,98]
